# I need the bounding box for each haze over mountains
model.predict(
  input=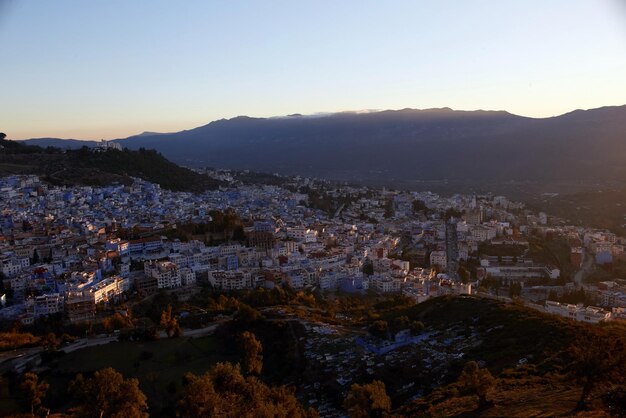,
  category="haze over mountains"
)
[22,105,626,194]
